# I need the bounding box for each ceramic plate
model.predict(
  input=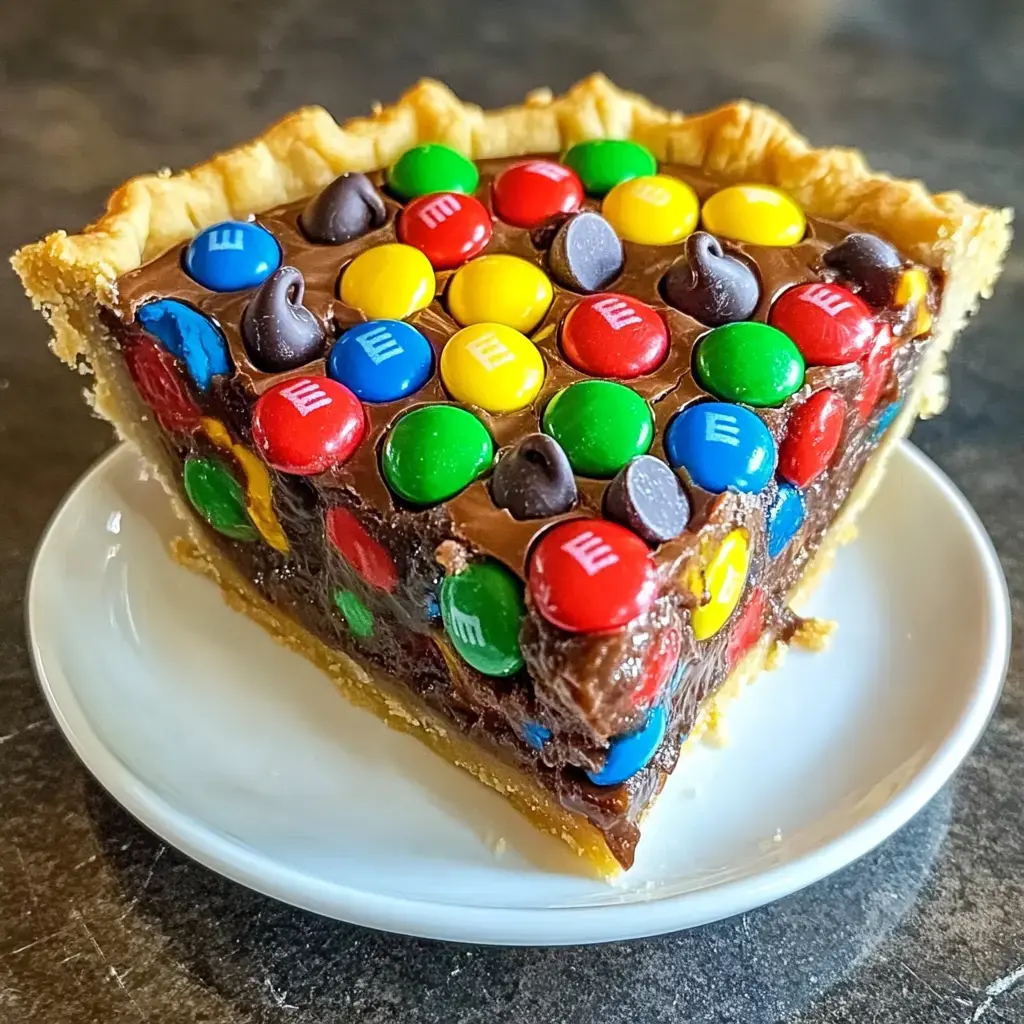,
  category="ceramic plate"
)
[26,442,1009,945]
